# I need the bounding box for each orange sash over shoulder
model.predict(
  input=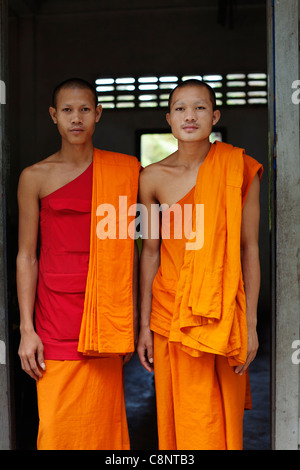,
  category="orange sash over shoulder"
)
[169,141,247,366]
[78,148,140,356]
